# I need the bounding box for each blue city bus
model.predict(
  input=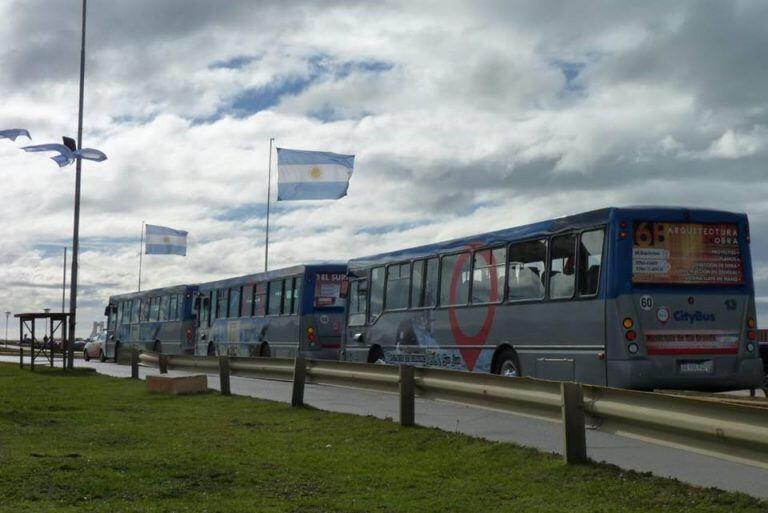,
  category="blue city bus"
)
[104,284,198,360]
[194,264,347,359]
[342,207,764,390]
